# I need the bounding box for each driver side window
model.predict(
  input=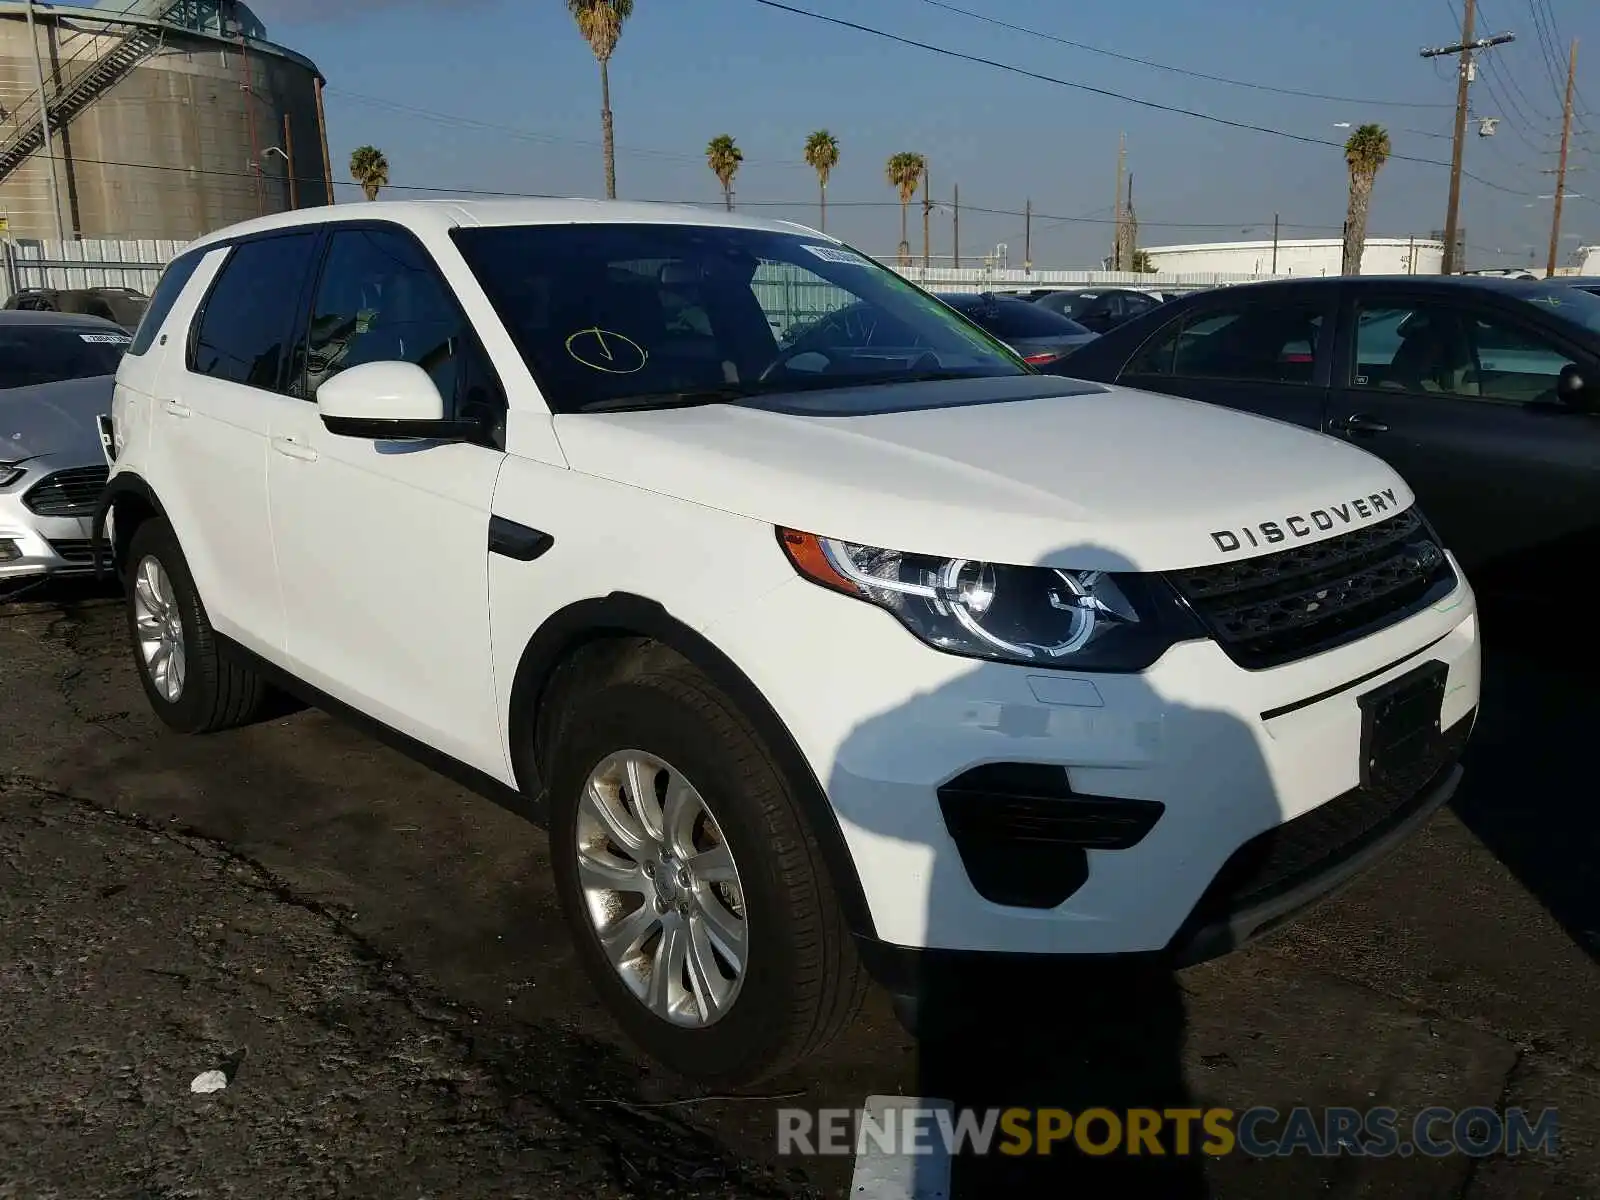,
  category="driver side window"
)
[1351,301,1573,405]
